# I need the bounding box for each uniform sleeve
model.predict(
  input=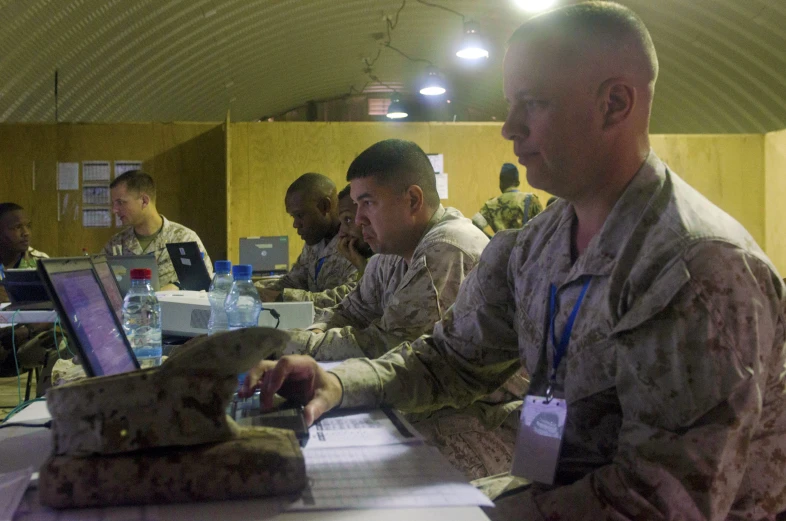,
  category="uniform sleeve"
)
[472,212,489,230]
[290,241,484,362]
[329,231,523,413]
[527,194,544,221]
[490,242,786,520]
[282,278,359,308]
